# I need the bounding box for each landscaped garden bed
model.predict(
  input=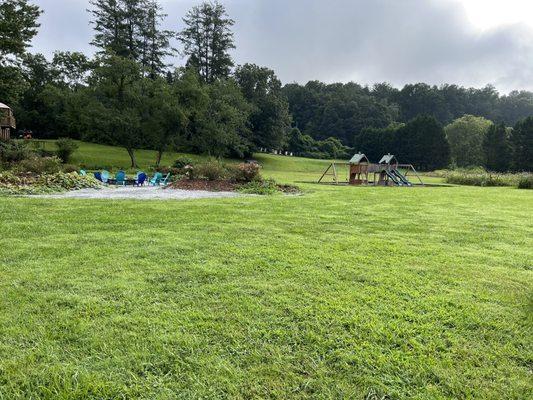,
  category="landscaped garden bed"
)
[0,140,102,195]
[0,171,101,195]
[166,158,300,195]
